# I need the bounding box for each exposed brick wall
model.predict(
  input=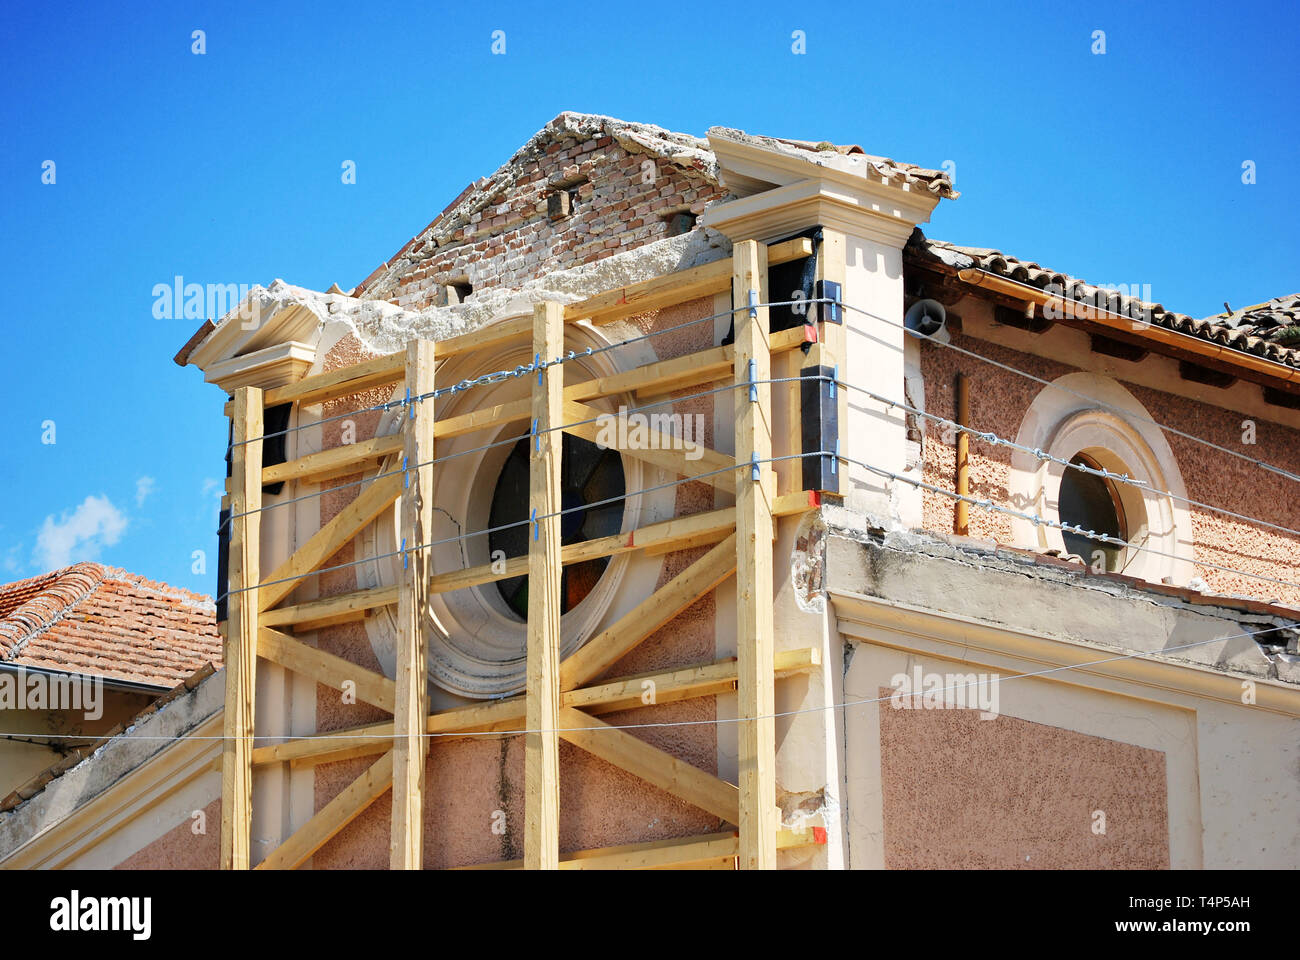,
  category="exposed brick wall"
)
[357,119,724,310]
[919,334,1300,607]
